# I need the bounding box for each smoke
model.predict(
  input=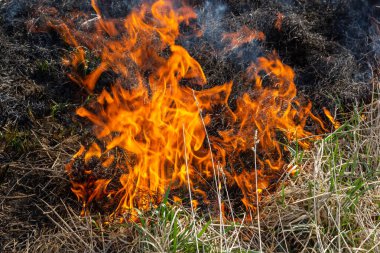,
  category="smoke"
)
[177,0,268,91]
[180,1,228,58]
[196,1,264,63]
[198,1,227,37]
